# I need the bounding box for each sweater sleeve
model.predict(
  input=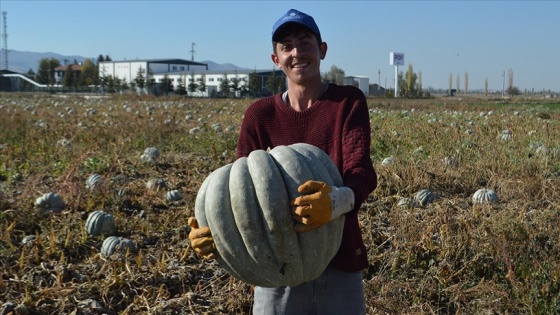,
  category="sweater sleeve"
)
[341,92,377,212]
